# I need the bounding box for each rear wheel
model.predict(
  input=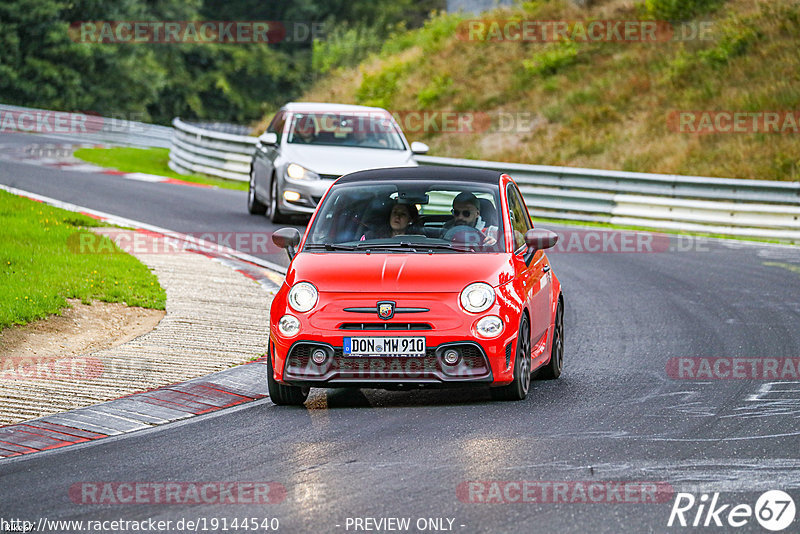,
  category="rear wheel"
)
[538,299,564,380]
[267,343,309,406]
[491,315,531,401]
[268,175,289,224]
[247,168,267,215]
